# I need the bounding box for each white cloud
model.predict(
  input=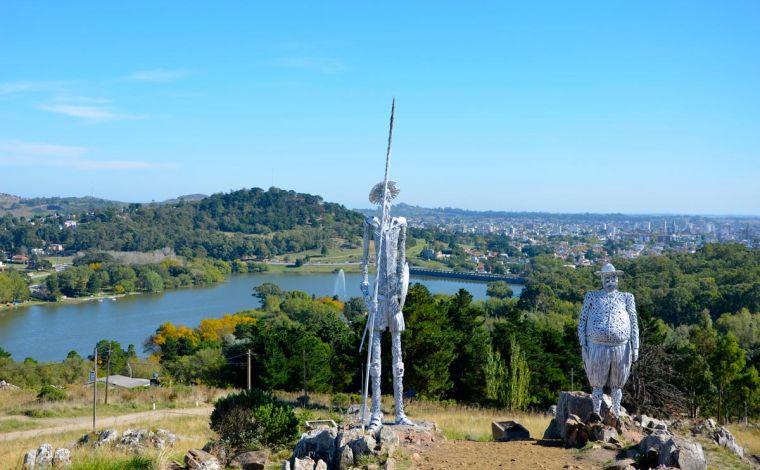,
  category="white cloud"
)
[0,80,69,95]
[272,57,348,74]
[0,140,86,158]
[126,69,191,82]
[38,104,145,122]
[0,139,174,171]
